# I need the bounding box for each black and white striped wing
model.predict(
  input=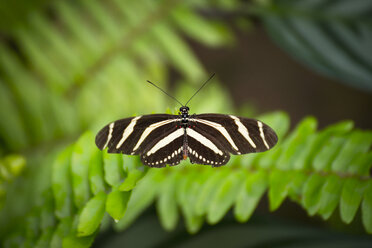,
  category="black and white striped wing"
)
[140,130,184,168]
[96,113,278,168]
[95,114,183,167]
[186,127,230,166]
[188,114,278,166]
